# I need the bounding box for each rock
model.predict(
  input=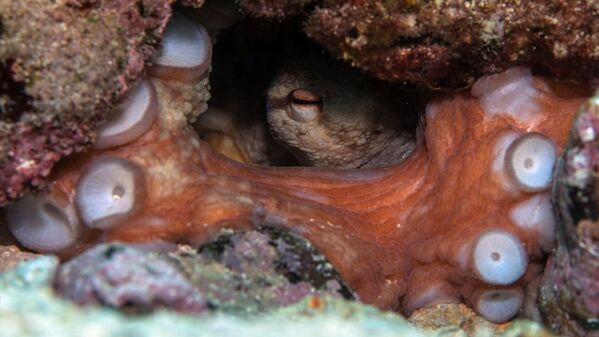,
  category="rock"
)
[237,0,315,19]
[1,255,560,337]
[178,227,354,312]
[0,254,58,289]
[409,303,506,336]
[55,243,209,314]
[0,0,173,205]
[0,245,40,272]
[540,90,599,337]
[237,0,599,88]
[54,227,354,315]
[0,256,426,337]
